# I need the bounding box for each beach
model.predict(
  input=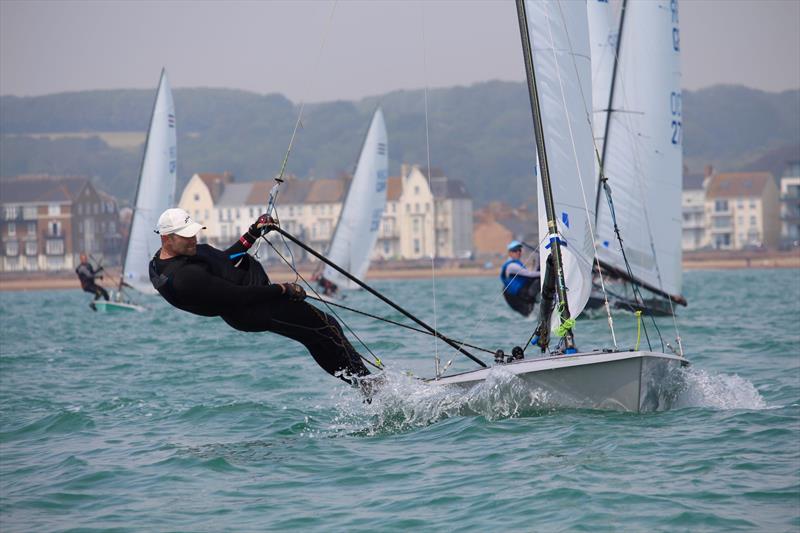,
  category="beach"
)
[1,249,798,292]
